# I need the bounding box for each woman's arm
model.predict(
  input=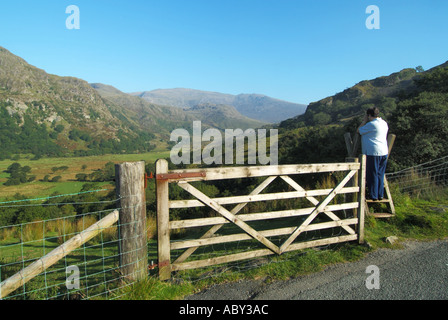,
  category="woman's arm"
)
[357,114,369,134]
